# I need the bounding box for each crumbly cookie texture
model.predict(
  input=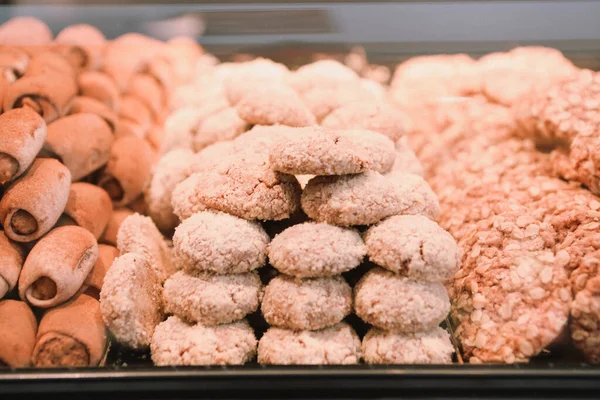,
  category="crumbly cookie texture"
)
[288,60,359,94]
[258,323,361,365]
[301,84,376,122]
[163,270,262,326]
[267,222,366,278]
[362,327,454,365]
[172,211,269,274]
[301,171,404,226]
[193,107,248,152]
[151,316,257,366]
[269,126,395,176]
[321,102,405,142]
[100,253,163,349]
[391,137,424,177]
[172,152,301,221]
[385,171,440,221]
[364,215,460,282]
[354,267,450,332]
[261,275,352,330]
